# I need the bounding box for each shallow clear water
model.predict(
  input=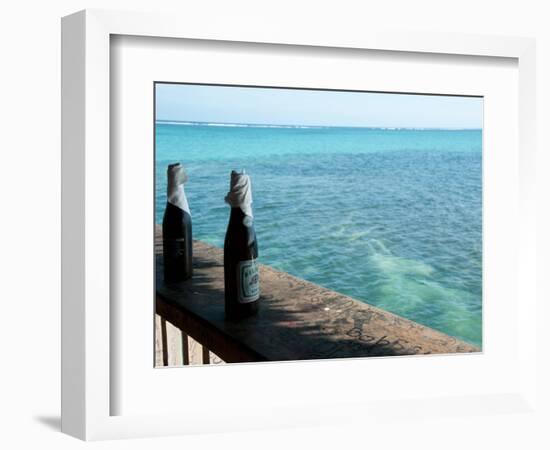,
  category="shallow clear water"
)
[155,123,482,347]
